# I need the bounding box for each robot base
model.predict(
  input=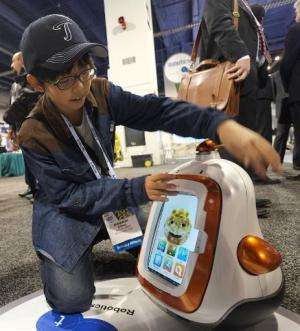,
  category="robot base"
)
[0,277,299,331]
